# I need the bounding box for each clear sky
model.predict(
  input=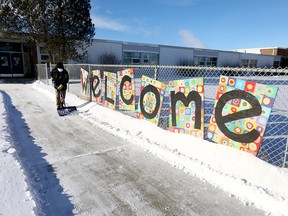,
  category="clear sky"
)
[90,0,288,51]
